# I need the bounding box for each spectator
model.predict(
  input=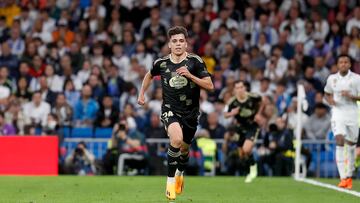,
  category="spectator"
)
[95,96,119,128]
[103,118,146,175]
[203,112,226,139]
[63,79,80,108]
[304,103,331,140]
[209,8,238,34]
[52,93,73,127]
[15,77,32,104]
[0,111,16,135]
[73,85,99,127]
[0,42,19,78]
[23,91,51,128]
[65,141,96,175]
